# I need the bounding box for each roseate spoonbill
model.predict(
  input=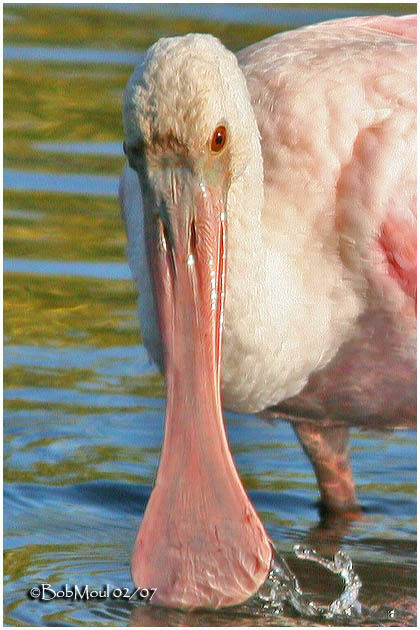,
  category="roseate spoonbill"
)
[120,15,416,609]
